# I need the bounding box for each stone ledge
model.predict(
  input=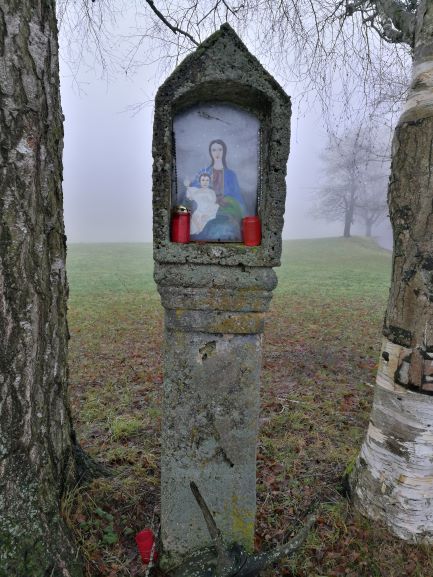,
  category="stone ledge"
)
[165,309,265,334]
[154,263,278,291]
[158,286,273,312]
